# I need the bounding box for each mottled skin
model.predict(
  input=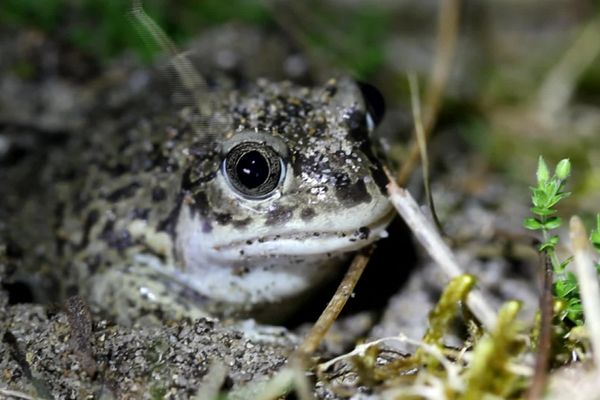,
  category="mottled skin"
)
[17,74,394,324]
